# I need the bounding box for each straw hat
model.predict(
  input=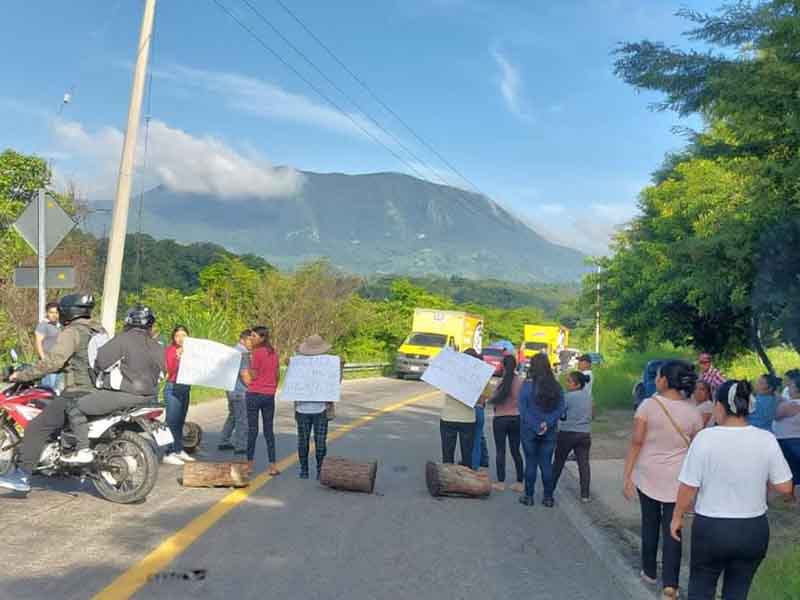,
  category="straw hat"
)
[298,334,332,356]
